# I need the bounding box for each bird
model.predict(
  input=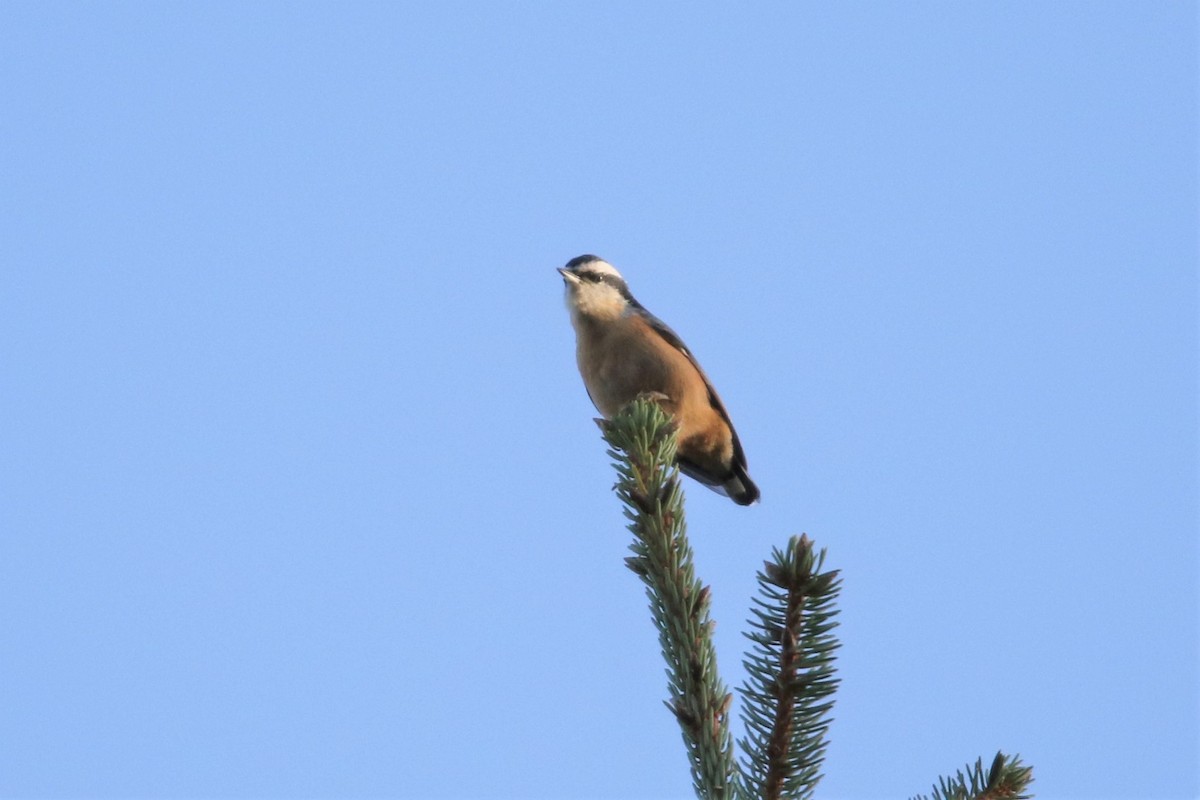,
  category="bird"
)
[558,254,760,506]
